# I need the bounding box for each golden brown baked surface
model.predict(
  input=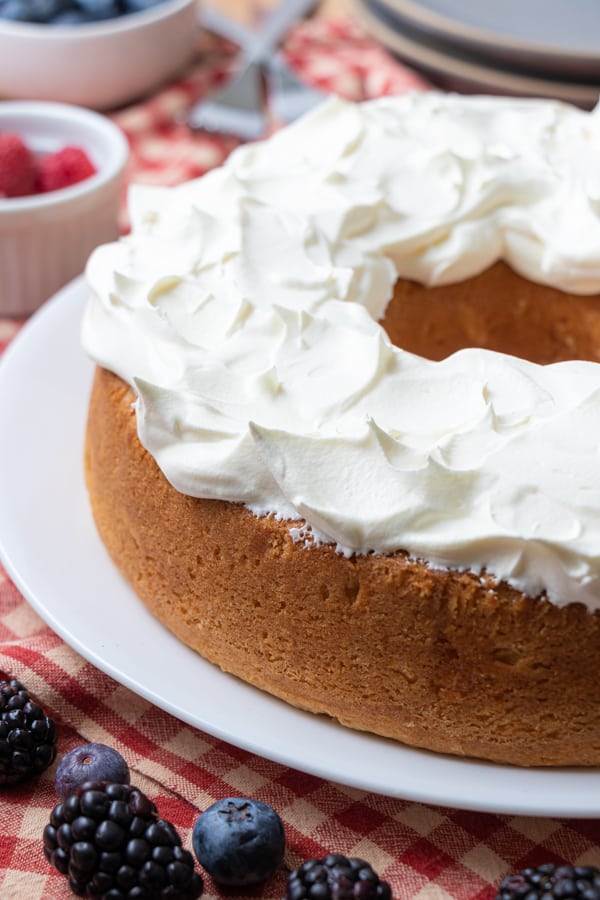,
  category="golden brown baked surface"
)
[84,263,600,767]
[385,261,600,363]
